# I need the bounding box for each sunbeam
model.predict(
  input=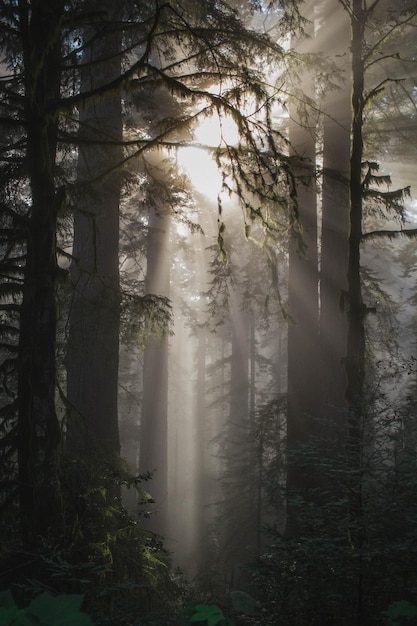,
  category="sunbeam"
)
[176,113,240,198]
